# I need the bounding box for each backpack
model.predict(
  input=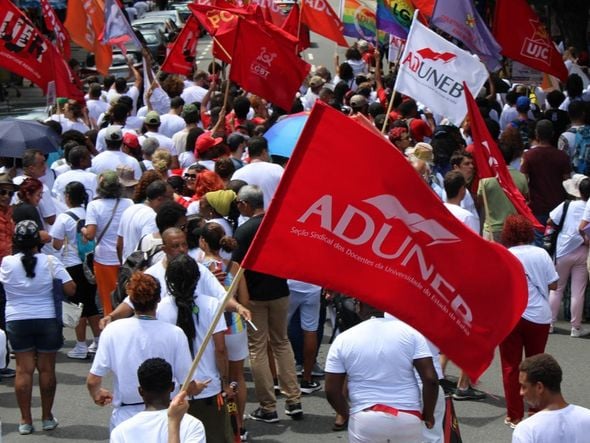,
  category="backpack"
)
[65,212,96,265]
[570,125,590,175]
[110,245,163,309]
[510,118,535,149]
